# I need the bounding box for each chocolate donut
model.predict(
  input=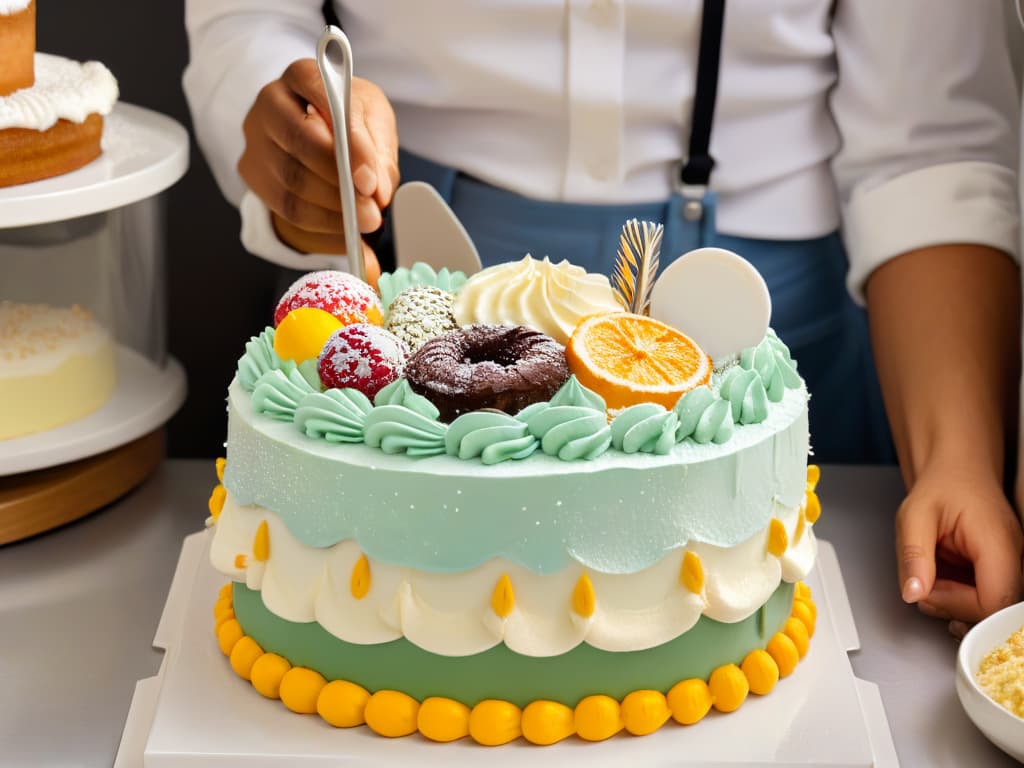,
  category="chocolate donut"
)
[405,324,569,422]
